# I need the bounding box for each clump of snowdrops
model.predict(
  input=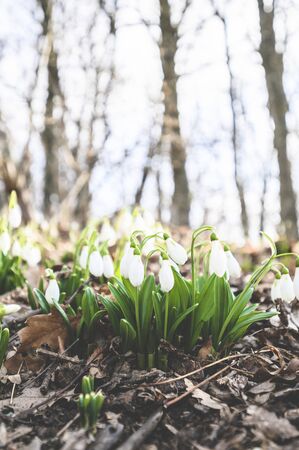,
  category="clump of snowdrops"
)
[78,375,104,432]
[100,226,298,369]
[0,191,41,294]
